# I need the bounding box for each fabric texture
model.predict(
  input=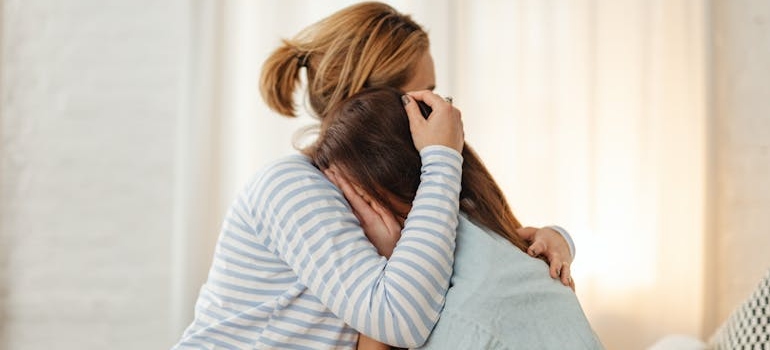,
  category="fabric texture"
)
[172,146,463,349]
[417,215,604,350]
[709,268,770,349]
